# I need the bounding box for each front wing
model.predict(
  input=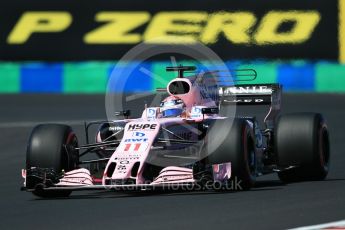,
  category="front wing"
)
[22,162,231,192]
